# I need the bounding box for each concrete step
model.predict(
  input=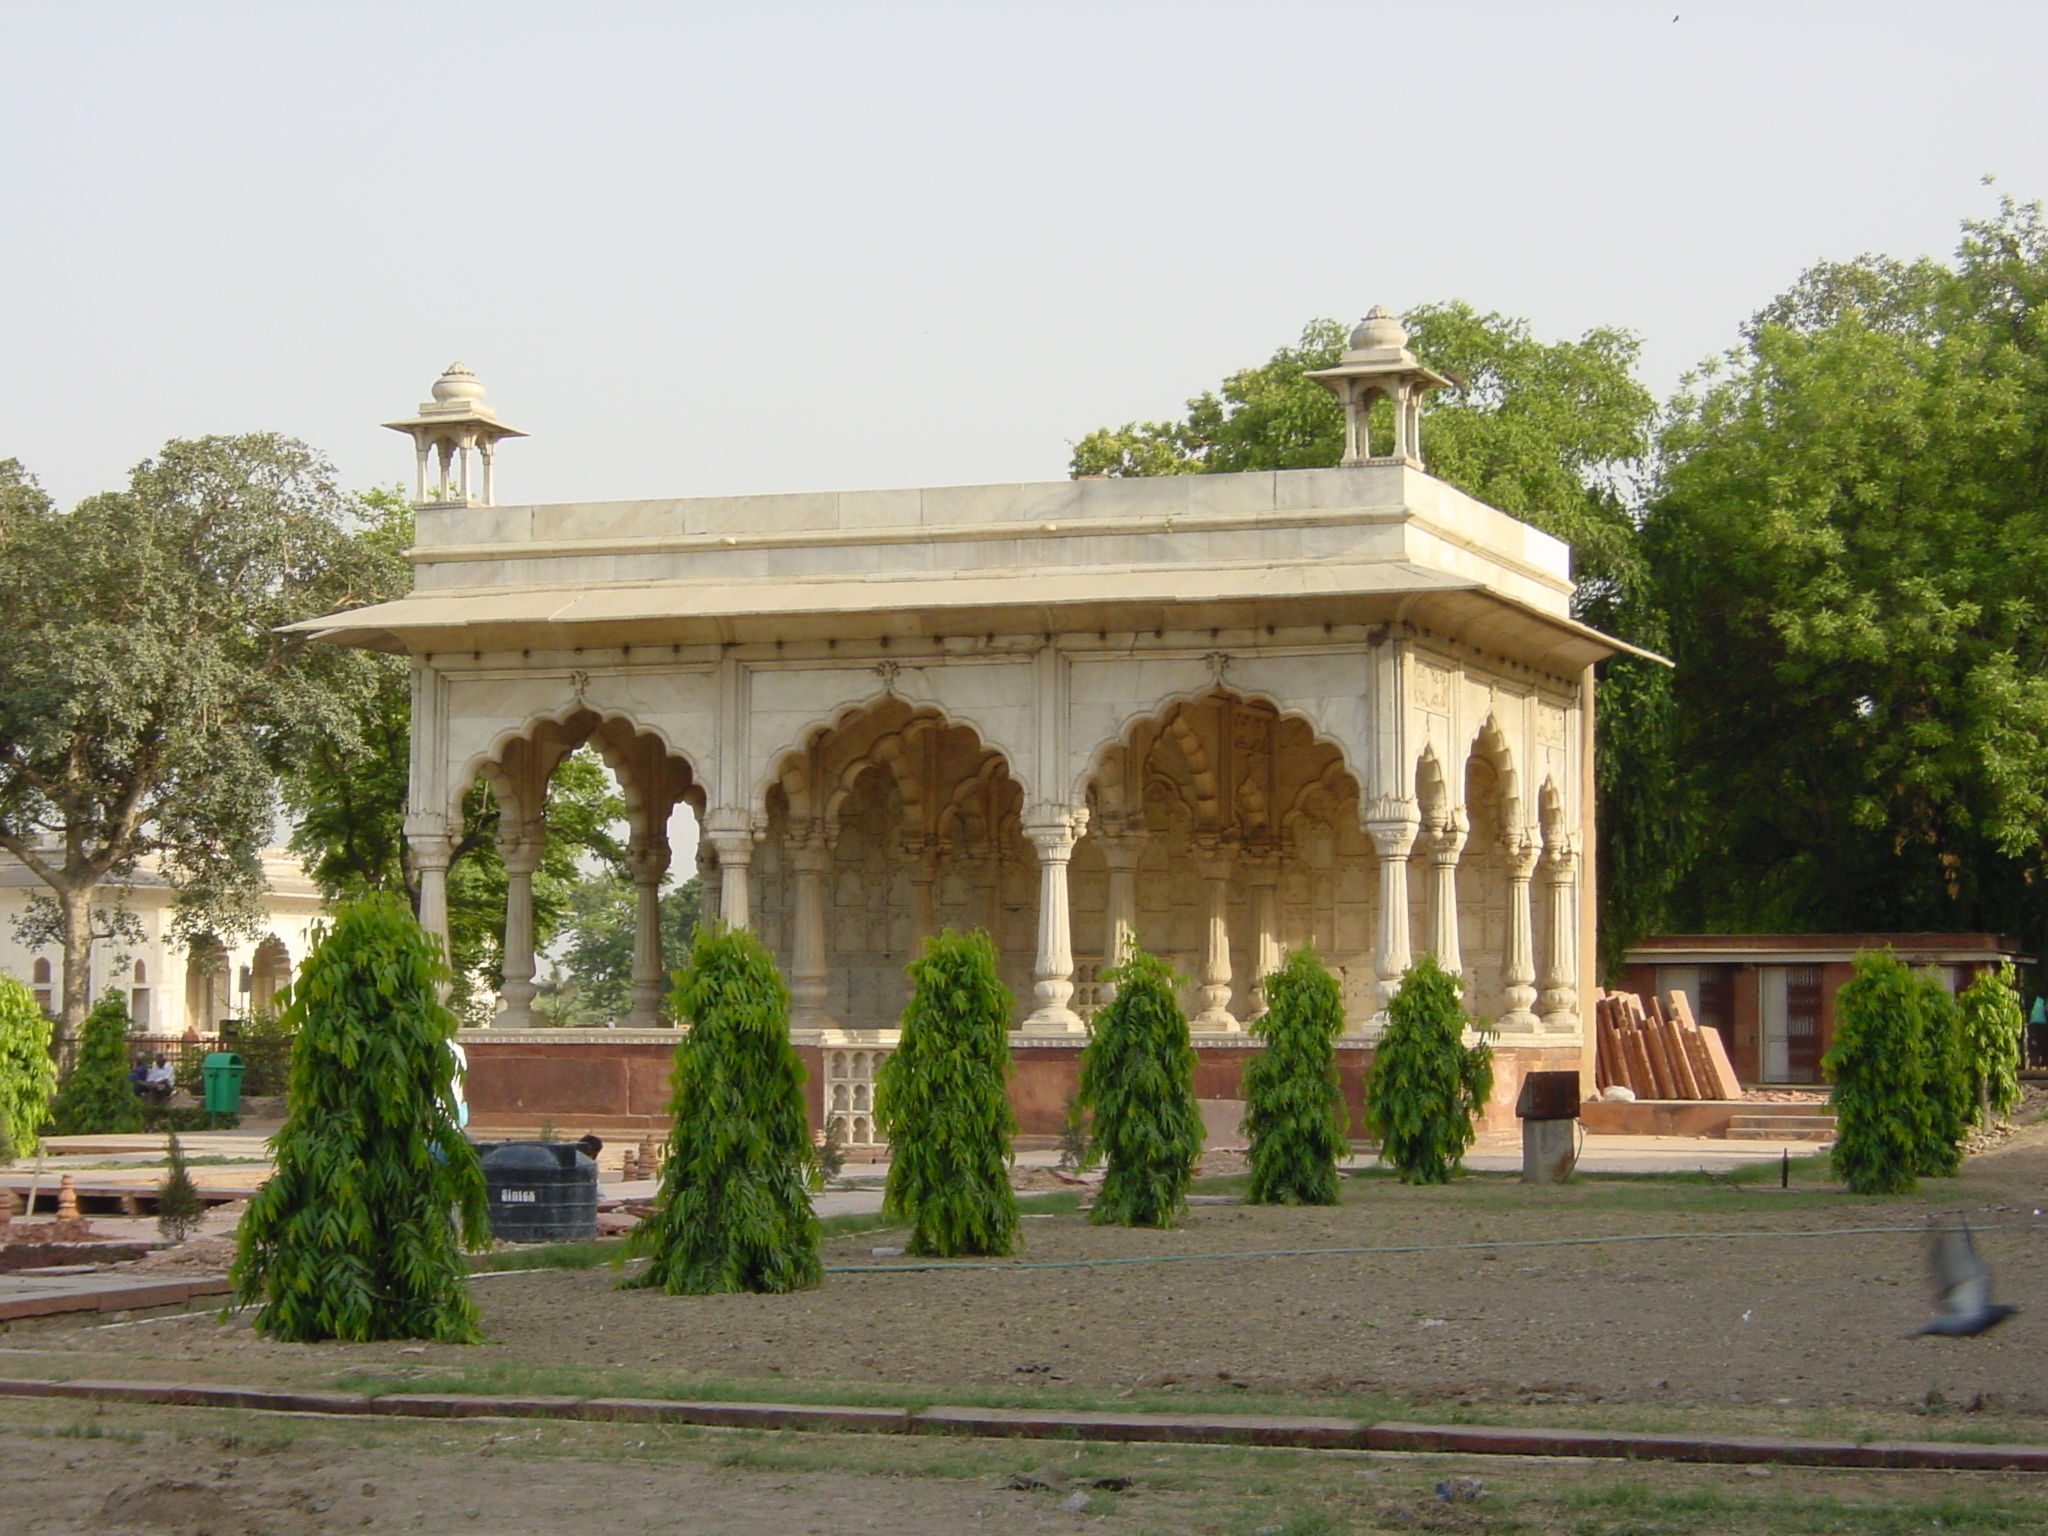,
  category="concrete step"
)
[1726,1125,1834,1142]
[1728,1113,1836,1132]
